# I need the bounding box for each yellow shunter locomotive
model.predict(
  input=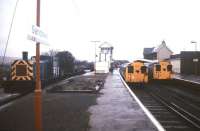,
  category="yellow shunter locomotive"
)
[11,60,34,81]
